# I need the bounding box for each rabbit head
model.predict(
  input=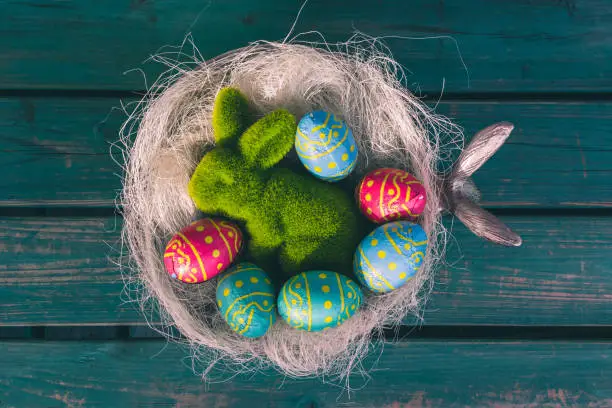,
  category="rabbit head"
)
[188,88,296,219]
